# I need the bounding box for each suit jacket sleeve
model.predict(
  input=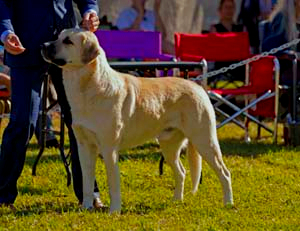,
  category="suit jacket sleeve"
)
[73,0,99,17]
[0,0,14,41]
